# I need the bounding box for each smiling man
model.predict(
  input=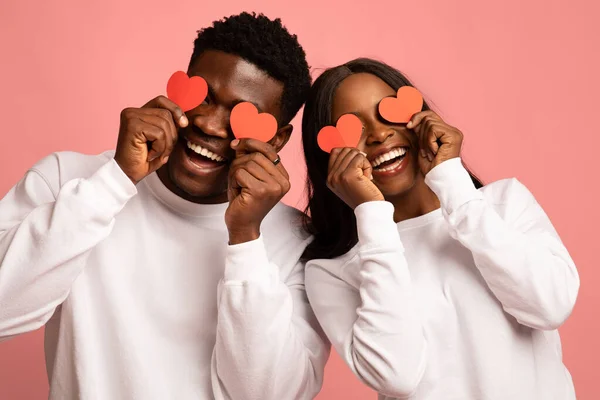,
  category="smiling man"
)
[0,12,329,400]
